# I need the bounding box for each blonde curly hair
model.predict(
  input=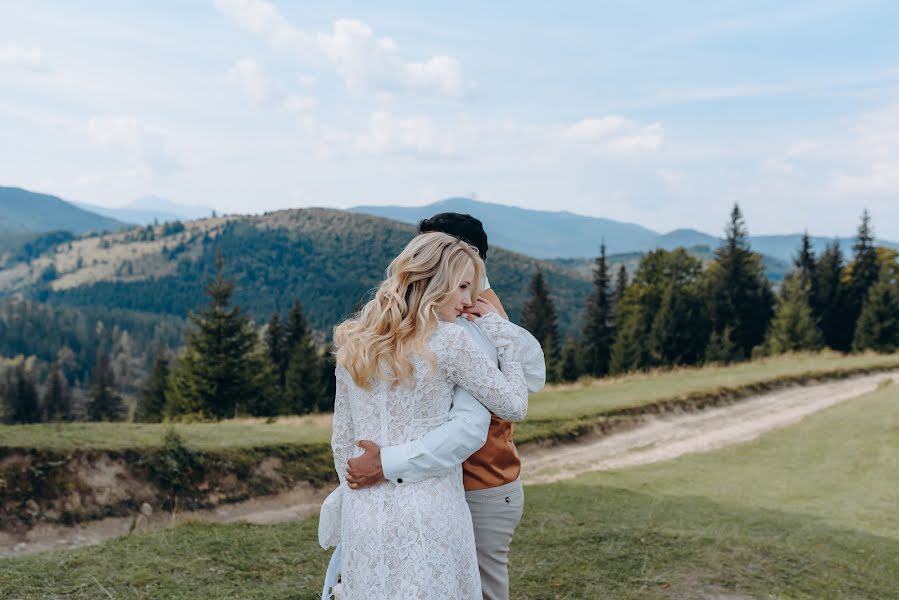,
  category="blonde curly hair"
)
[334,232,484,389]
